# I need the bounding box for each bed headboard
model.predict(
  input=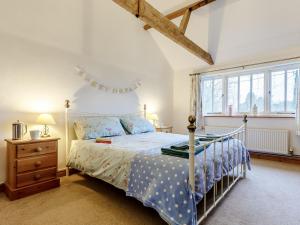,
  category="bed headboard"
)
[64,99,147,173]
